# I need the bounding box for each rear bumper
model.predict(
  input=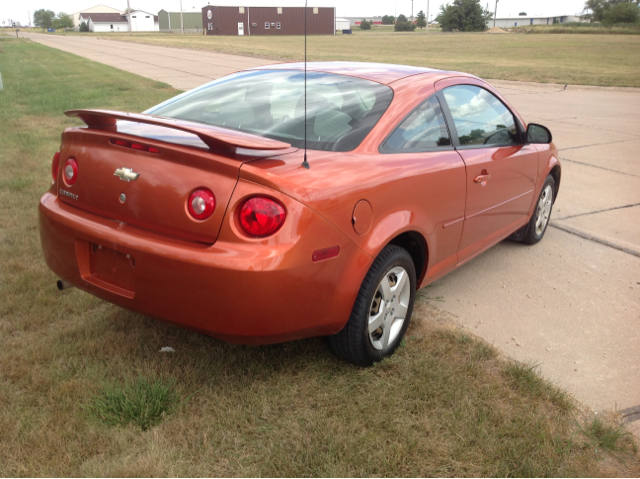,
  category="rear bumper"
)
[39,190,372,344]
